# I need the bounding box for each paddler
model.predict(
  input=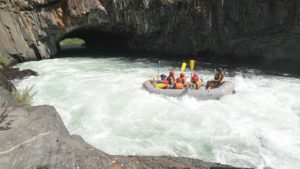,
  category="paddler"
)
[174,77,184,89]
[179,73,187,84]
[206,68,224,90]
[190,73,202,89]
[156,74,167,83]
[167,70,176,85]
